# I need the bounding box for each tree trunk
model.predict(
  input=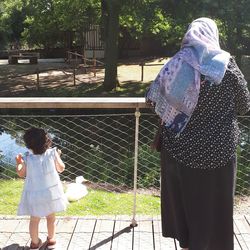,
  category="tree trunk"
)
[102,0,120,91]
